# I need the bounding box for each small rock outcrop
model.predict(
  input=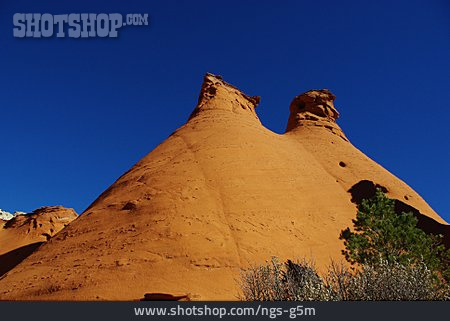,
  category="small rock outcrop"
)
[286,89,347,140]
[3,206,77,234]
[189,73,260,121]
[0,206,78,277]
